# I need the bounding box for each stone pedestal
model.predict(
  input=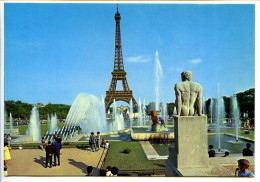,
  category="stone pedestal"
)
[166,115,208,176]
